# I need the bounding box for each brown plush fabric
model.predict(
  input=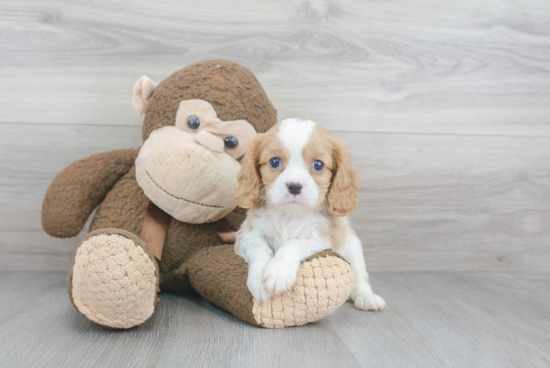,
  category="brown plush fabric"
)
[90,166,150,234]
[143,59,277,140]
[46,60,351,329]
[82,61,271,296]
[187,244,259,326]
[42,149,138,238]
[188,247,354,328]
[87,153,227,293]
